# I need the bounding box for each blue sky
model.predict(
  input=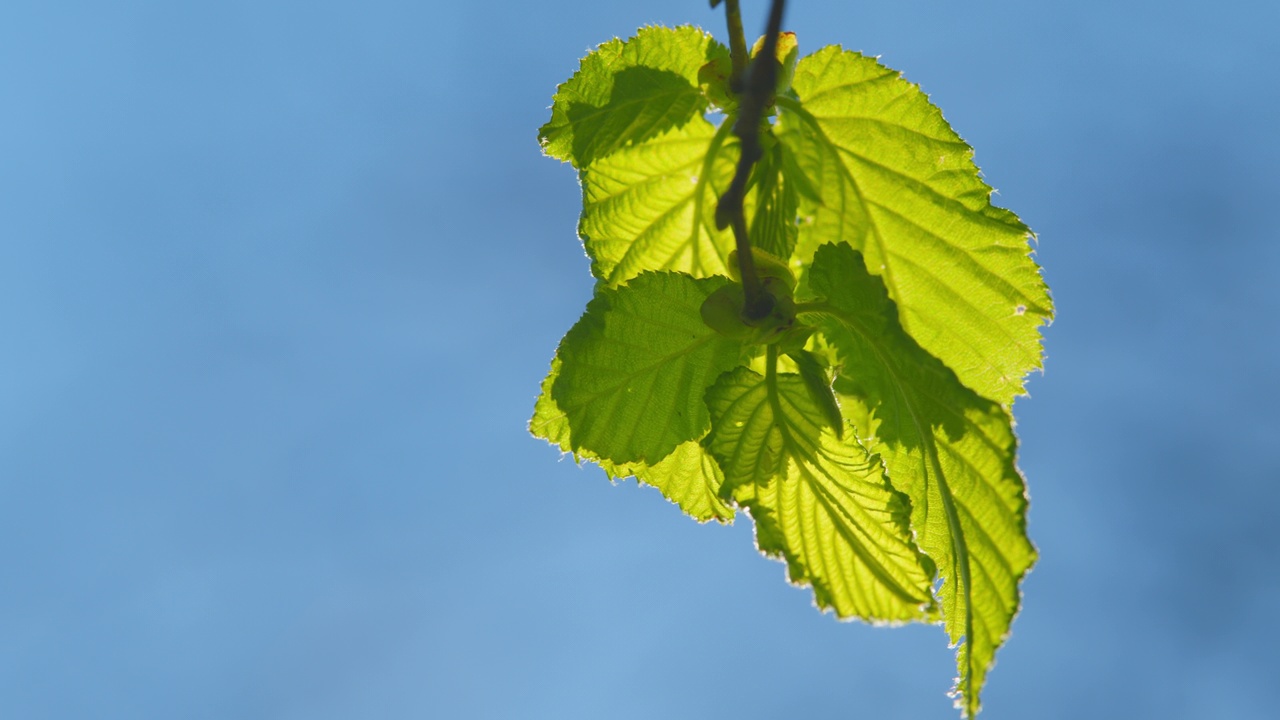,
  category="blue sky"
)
[3,1,1278,718]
